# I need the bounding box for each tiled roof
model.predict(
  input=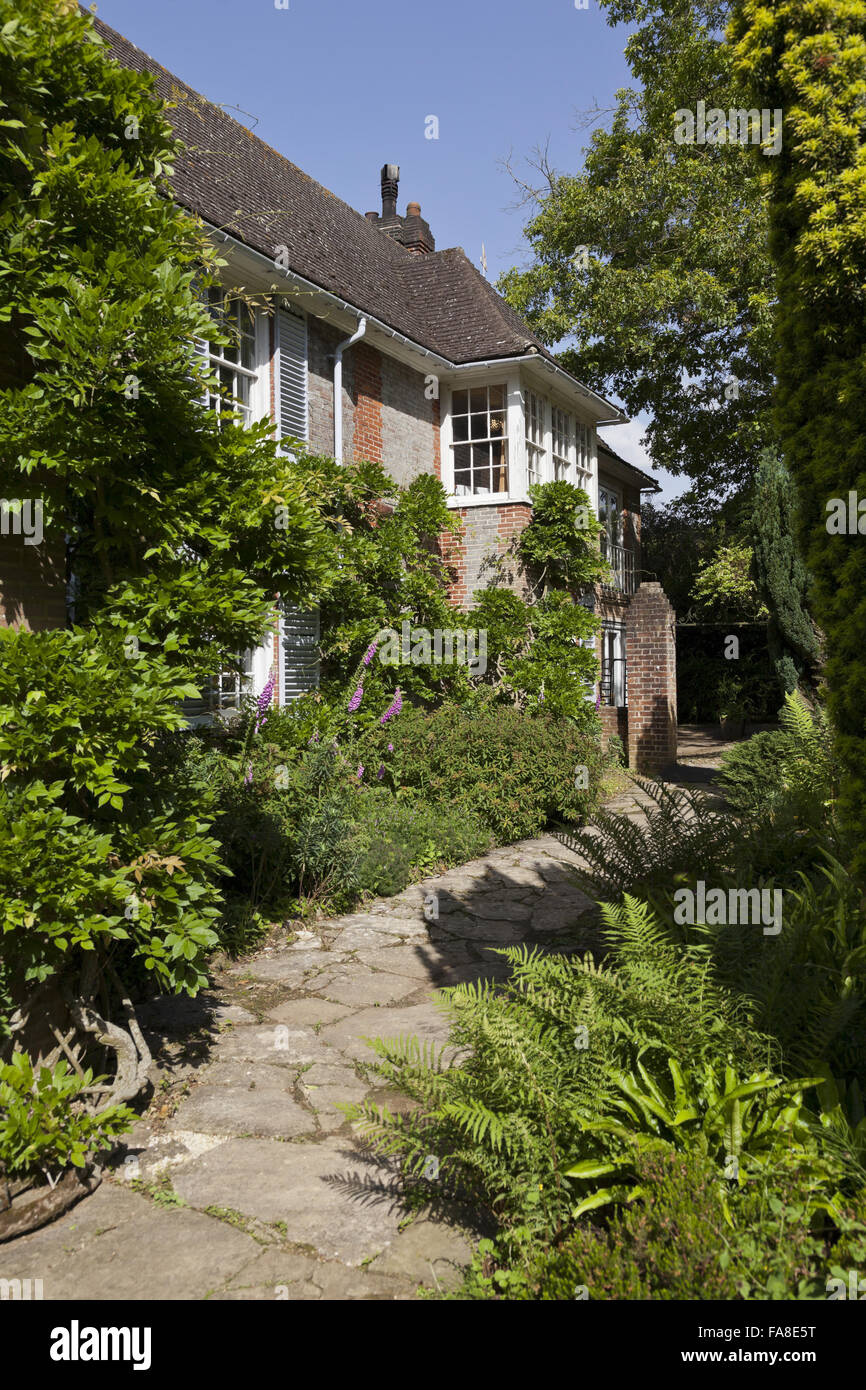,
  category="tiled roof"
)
[92,16,555,367]
[598,440,661,491]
